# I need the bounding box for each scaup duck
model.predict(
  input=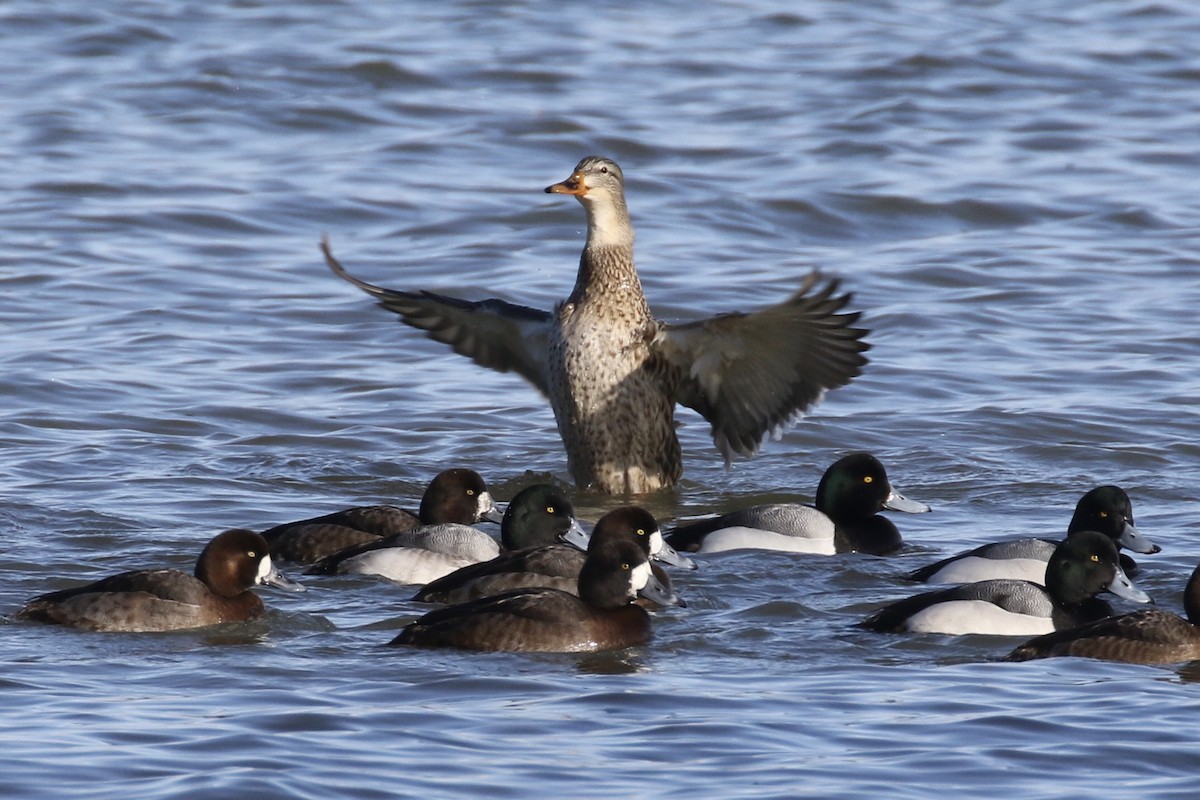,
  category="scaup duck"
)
[305,517,502,586]
[860,531,1151,636]
[415,503,688,605]
[323,155,869,494]
[665,452,929,556]
[16,529,303,632]
[391,538,681,652]
[1007,563,1200,665]
[262,467,502,563]
[907,485,1159,584]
